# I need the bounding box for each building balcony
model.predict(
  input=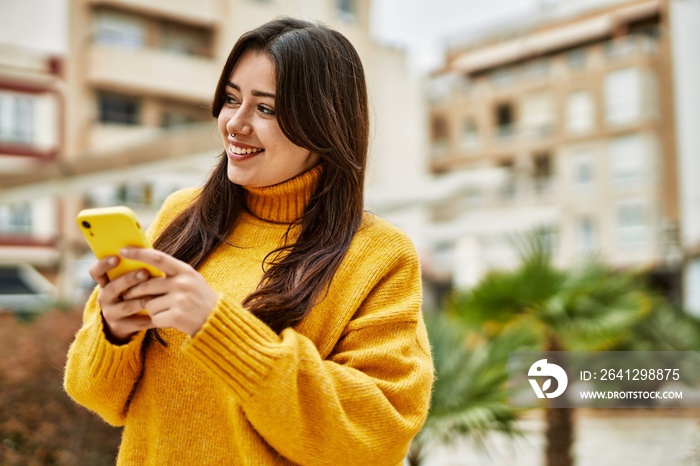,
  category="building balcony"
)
[90,0,218,26]
[88,44,218,102]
